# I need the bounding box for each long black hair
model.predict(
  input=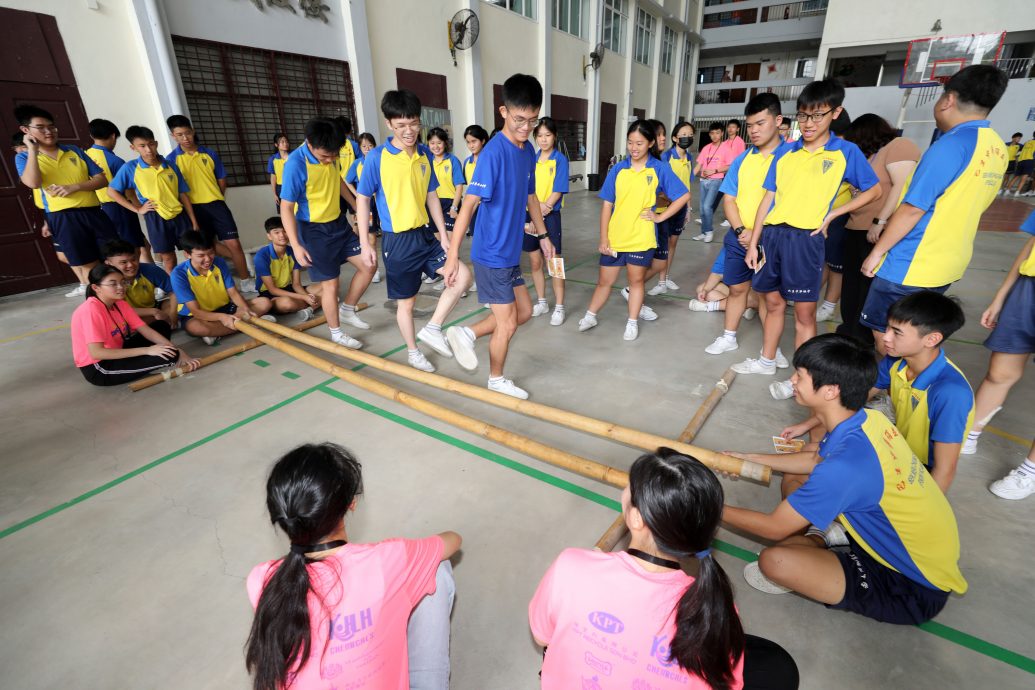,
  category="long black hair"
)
[628,449,745,690]
[463,124,489,144]
[85,264,124,301]
[245,443,364,690]
[647,119,666,159]
[626,119,658,159]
